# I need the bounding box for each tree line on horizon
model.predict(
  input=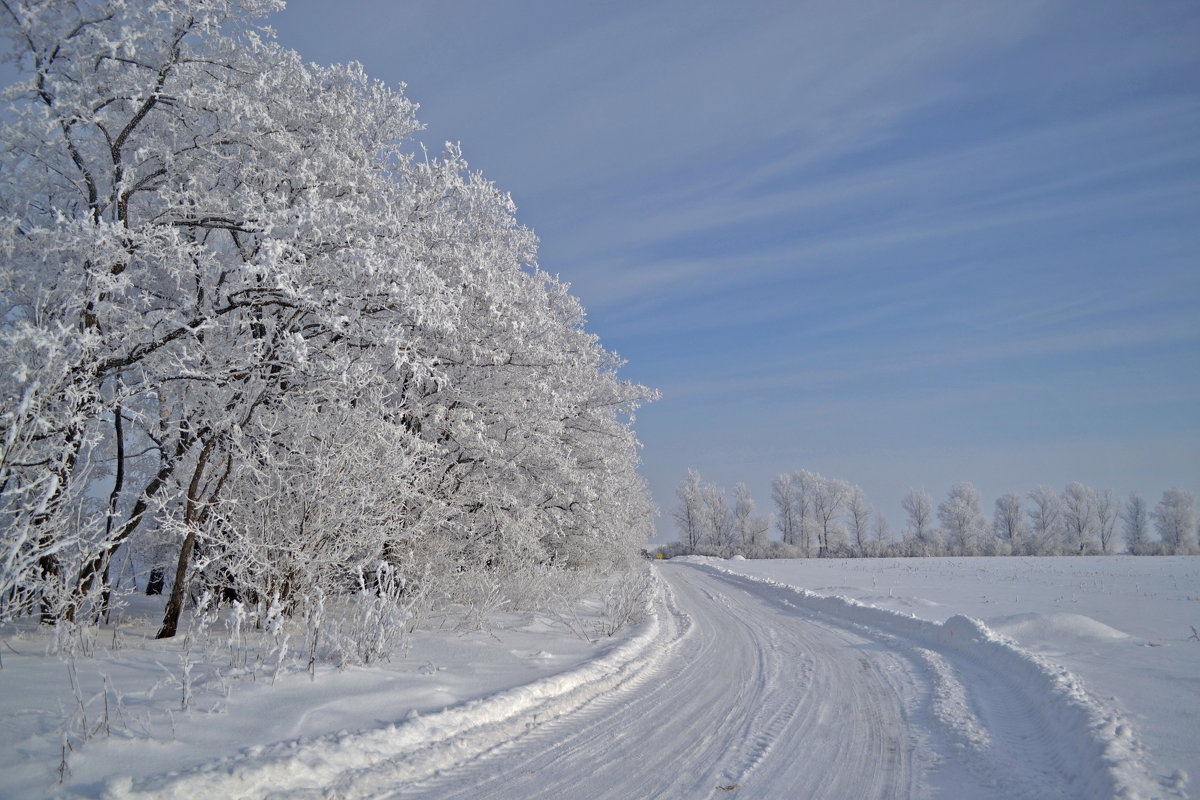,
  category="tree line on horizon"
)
[664,469,1199,559]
